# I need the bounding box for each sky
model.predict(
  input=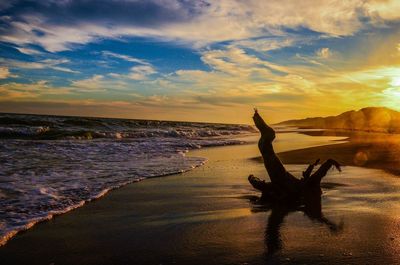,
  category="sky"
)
[1,0,400,124]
